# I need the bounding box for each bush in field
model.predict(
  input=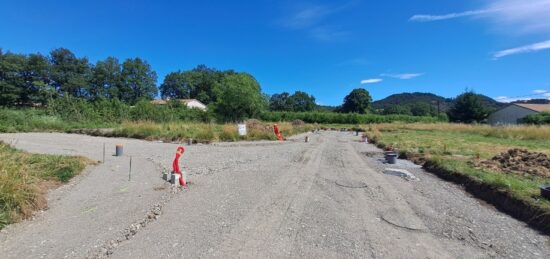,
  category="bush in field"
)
[47,96,102,122]
[341,88,372,114]
[0,108,66,132]
[522,112,550,125]
[214,73,267,122]
[448,91,490,123]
